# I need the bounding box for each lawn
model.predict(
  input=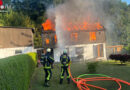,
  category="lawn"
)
[29,60,130,90]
